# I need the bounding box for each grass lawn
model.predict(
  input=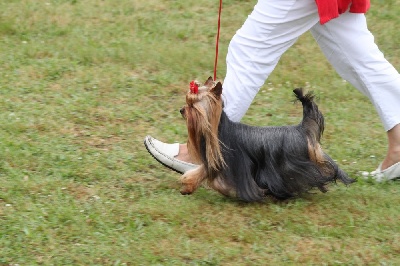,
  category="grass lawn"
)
[0,0,399,265]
